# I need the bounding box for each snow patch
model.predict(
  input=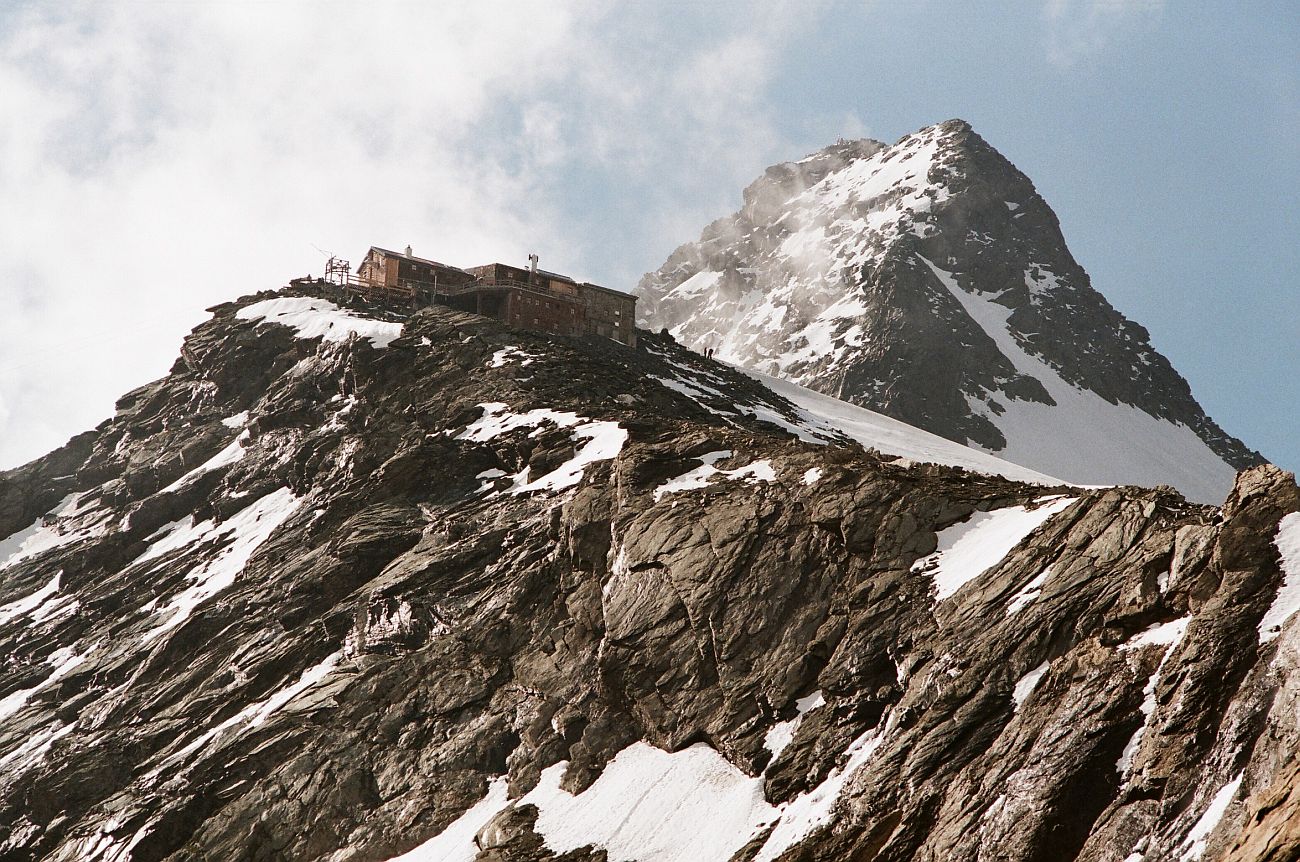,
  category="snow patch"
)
[0,572,62,627]
[512,421,627,494]
[385,777,511,862]
[0,642,94,724]
[454,402,582,442]
[912,497,1076,602]
[137,488,303,641]
[653,451,776,501]
[1116,617,1192,777]
[0,720,75,778]
[455,404,627,496]
[165,652,342,766]
[0,493,110,572]
[159,430,249,493]
[763,689,826,762]
[1012,661,1049,710]
[1121,617,1191,652]
[1006,566,1052,615]
[1176,772,1242,862]
[488,346,536,368]
[237,297,404,348]
[1257,512,1300,644]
